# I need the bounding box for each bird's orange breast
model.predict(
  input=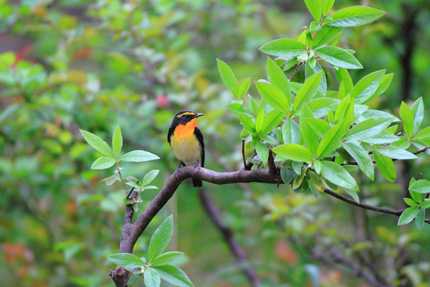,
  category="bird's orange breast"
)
[173,118,197,137]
